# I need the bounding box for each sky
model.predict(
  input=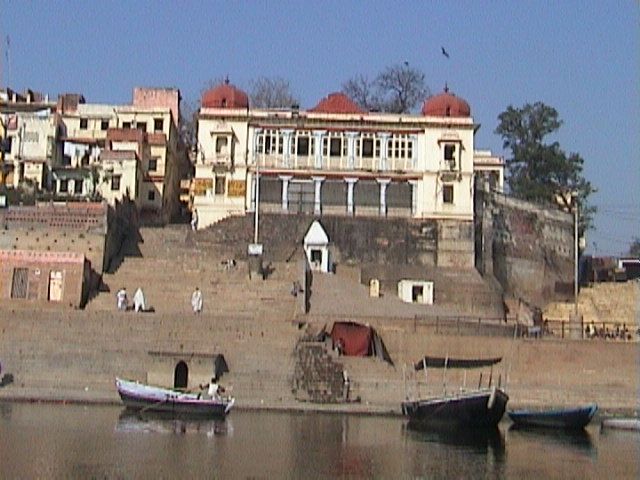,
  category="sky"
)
[1,0,638,256]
